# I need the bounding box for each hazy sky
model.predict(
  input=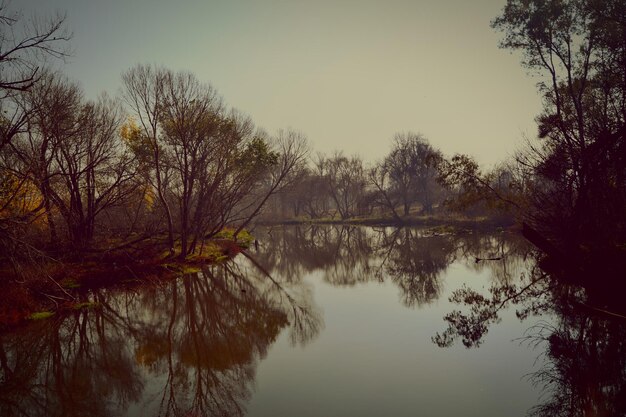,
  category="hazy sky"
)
[20,0,542,166]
